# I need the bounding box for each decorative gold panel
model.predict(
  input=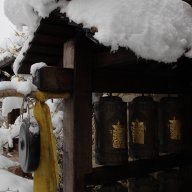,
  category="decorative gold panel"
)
[168,116,181,140]
[111,121,126,149]
[131,119,145,144]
